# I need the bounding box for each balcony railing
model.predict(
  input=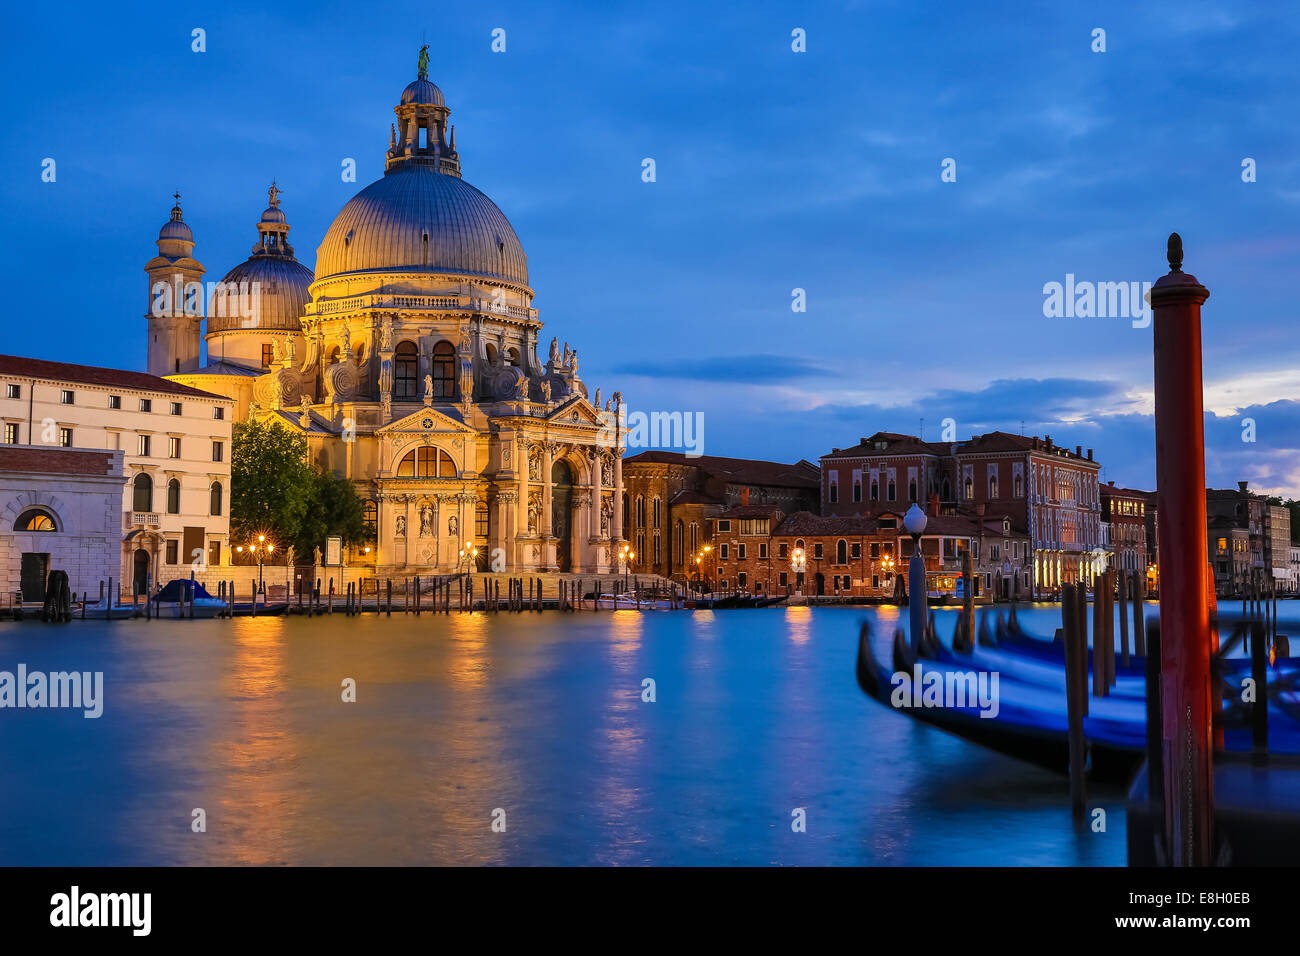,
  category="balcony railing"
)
[126,512,160,527]
[305,293,538,321]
